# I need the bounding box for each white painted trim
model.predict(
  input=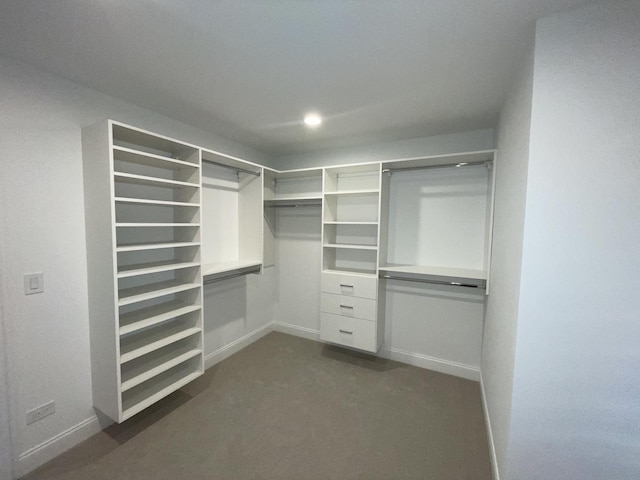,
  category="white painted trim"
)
[204,322,273,369]
[271,322,320,342]
[479,372,500,480]
[16,415,101,478]
[379,346,480,381]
